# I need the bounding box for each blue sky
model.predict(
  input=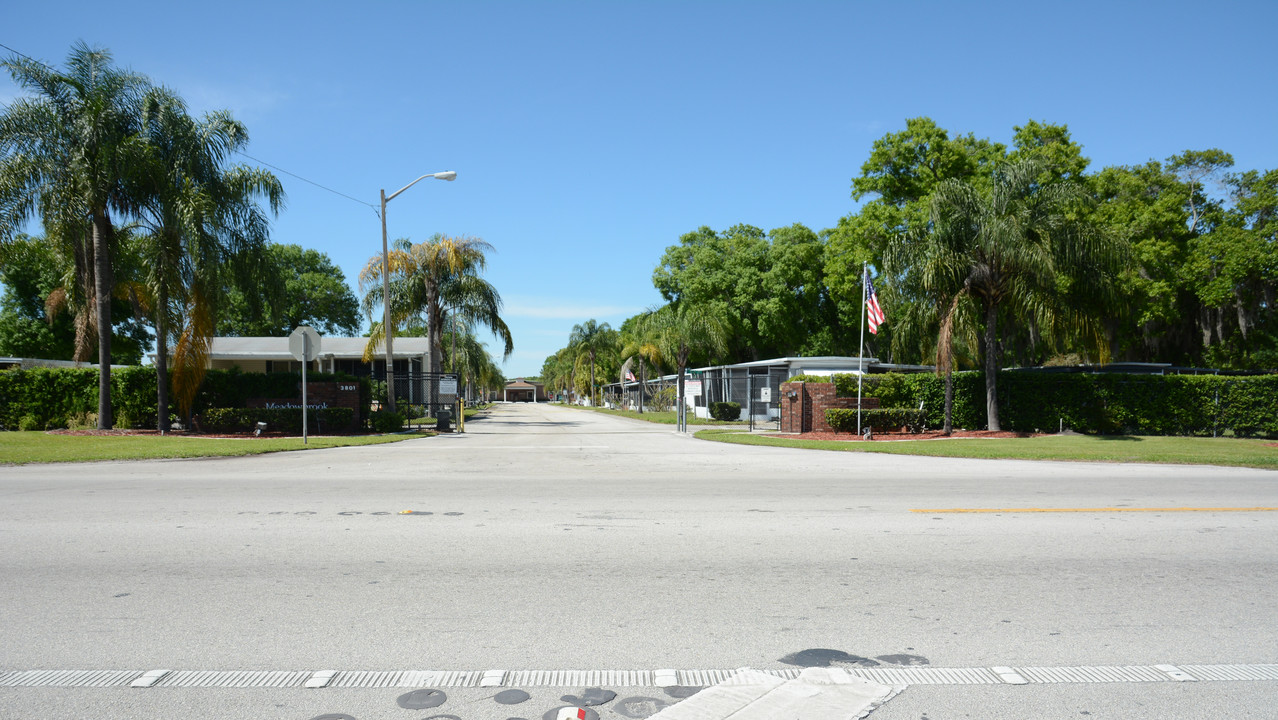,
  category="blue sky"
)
[4,1,1277,376]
